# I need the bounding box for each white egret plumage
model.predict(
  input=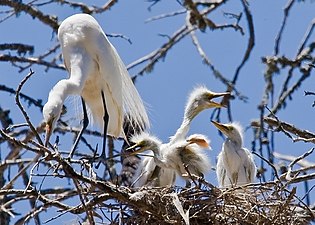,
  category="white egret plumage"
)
[127,133,175,187]
[129,86,230,187]
[211,121,256,187]
[43,14,149,160]
[169,86,230,144]
[127,133,211,186]
[172,134,211,183]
